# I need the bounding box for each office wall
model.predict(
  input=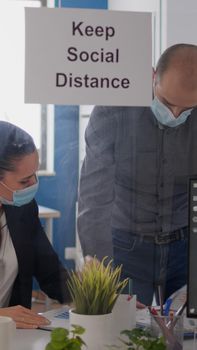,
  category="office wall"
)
[161,0,197,50]
[108,0,161,69]
[36,0,107,269]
